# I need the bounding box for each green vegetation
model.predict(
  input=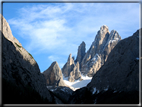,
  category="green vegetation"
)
[15,42,21,48]
[19,48,22,52]
[28,52,33,59]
